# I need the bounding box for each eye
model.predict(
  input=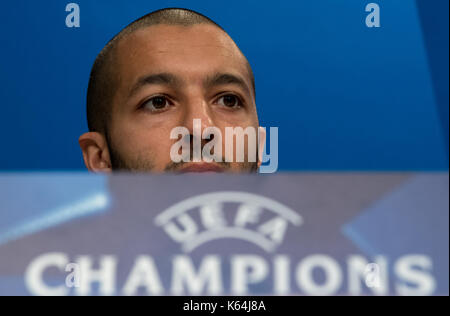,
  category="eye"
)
[141,95,172,112]
[216,94,243,109]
